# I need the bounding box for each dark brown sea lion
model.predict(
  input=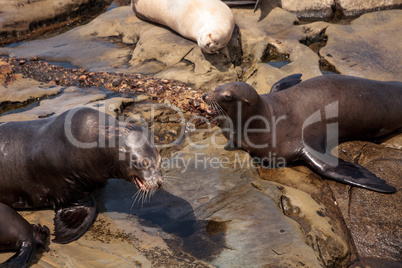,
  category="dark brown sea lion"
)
[203,74,402,193]
[0,107,163,245]
[0,203,49,268]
